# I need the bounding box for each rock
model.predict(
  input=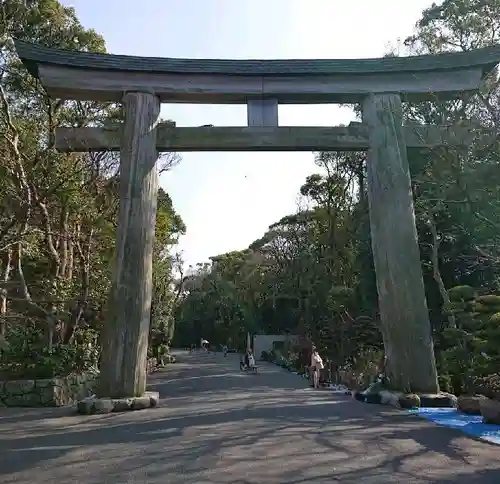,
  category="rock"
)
[39,386,56,405]
[93,398,114,414]
[419,392,457,408]
[112,398,133,412]
[365,394,382,404]
[480,398,500,424]
[77,397,95,415]
[457,395,487,415]
[4,379,34,395]
[380,390,403,407]
[146,358,158,374]
[131,396,151,410]
[0,373,97,408]
[353,381,392,405]
[399,393,421,409]
[363,381,385,395]
[76,392,159,415]
[146,391,160,407]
